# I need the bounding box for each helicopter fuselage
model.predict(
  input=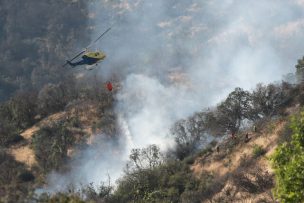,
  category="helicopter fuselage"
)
[68,51,106,67]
